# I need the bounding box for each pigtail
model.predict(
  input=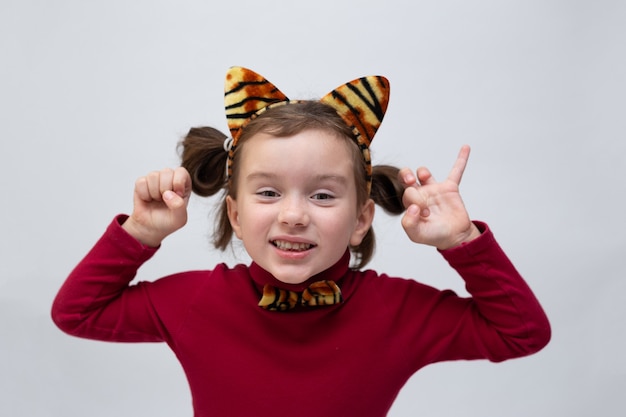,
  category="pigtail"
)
[179,126,235,251]
[370,165,405,215]
[350,164,405,269]
[178,127,229,197]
